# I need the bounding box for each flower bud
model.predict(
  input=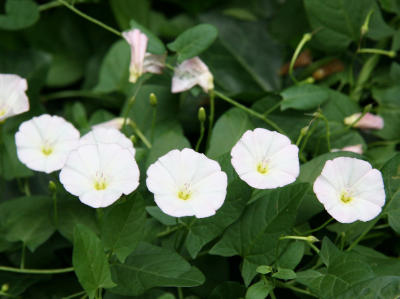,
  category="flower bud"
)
[149,93,157,107]
[130,135,137,144]
[305,235,319,243]
[198,107,206,123]
[48,181,57,193]
[300,126,309,136]
[1,283,9,292]
[92,118,125,130]
[344,112,384,130]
